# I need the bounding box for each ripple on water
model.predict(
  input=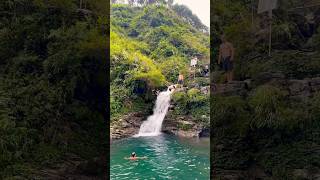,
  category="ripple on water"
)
[110,134,210,180]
